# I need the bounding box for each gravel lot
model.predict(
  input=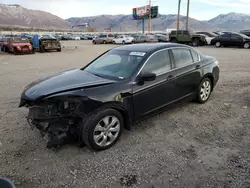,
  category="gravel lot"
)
[0,41,249,188]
